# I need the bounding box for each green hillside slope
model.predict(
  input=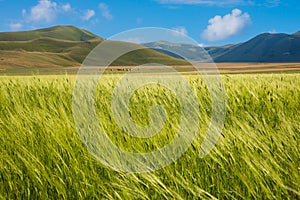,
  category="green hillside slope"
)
[0,25,100,41]
[0,26,188,68]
